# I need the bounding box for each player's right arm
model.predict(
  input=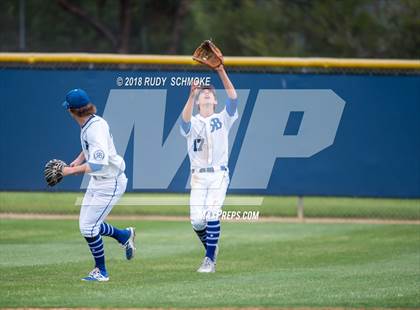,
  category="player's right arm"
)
[180,83,198,135]
[181,83,198,122]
